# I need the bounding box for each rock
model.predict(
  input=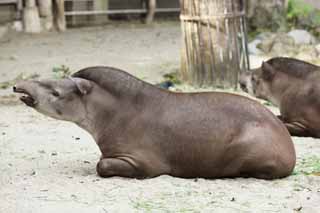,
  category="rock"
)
[287,29,316,45]
[255,32,273,40]
[257,36,275,53]
[295,52,314,61]
[298,45,318,58]
[270,40,296,57]
[257,33,295,55]
[295,47,318,61]
[248,39,263,55]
